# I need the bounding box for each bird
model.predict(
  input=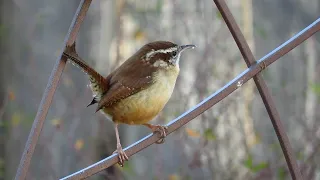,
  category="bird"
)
[63,41,196,166]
